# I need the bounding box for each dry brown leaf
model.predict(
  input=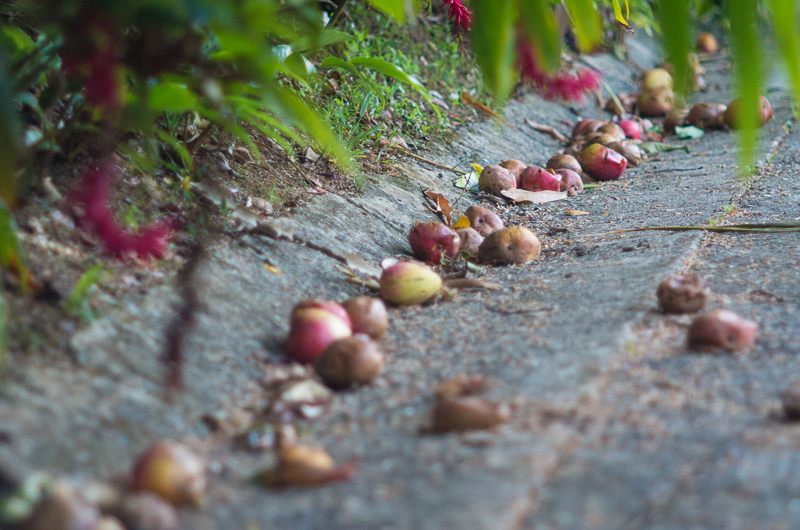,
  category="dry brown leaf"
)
[565,209,590,216]
[424,189,454,225]
[524,119,569,143]
[461,92,510,126]
[342,253,382,279]
[443,279,502,290]
[501,189,568,205]
[430,396,511,433]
